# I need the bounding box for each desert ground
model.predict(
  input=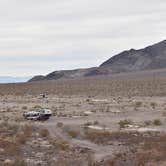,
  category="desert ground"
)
[0,70,166,166]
